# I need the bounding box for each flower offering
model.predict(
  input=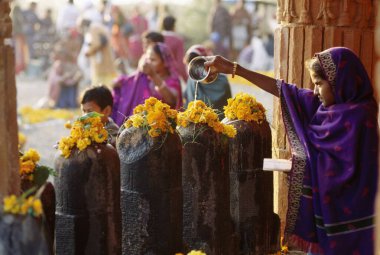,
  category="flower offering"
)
[58,112,108,158]
[124,97,178,138]
[3,194,43,217]
[224,92,266,123]
[178,100,236,138]
[19,148,56,187]
[19,148,40,181]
